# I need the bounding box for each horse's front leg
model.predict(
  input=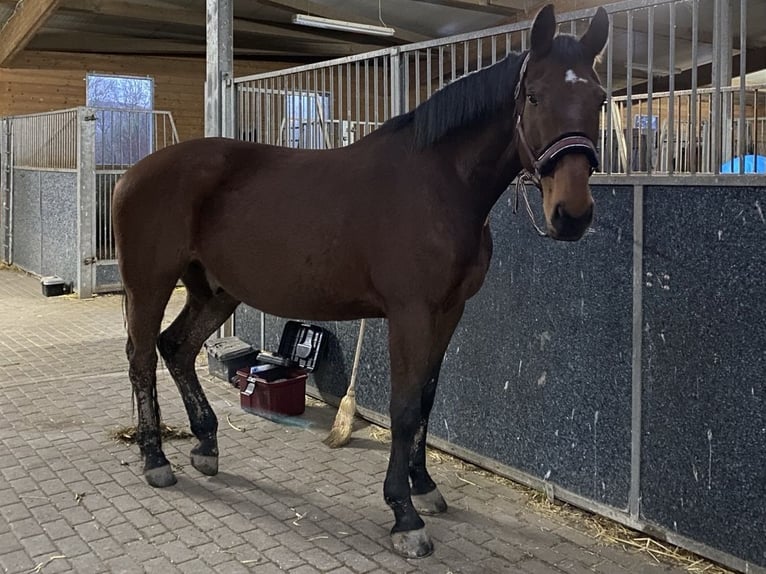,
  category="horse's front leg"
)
[409,303,464,516]
[385,305,459,558]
